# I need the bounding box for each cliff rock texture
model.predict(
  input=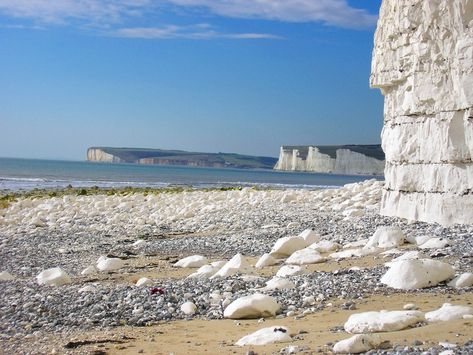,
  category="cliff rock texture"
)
[371,0,473,225]
[274,145,385,175]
